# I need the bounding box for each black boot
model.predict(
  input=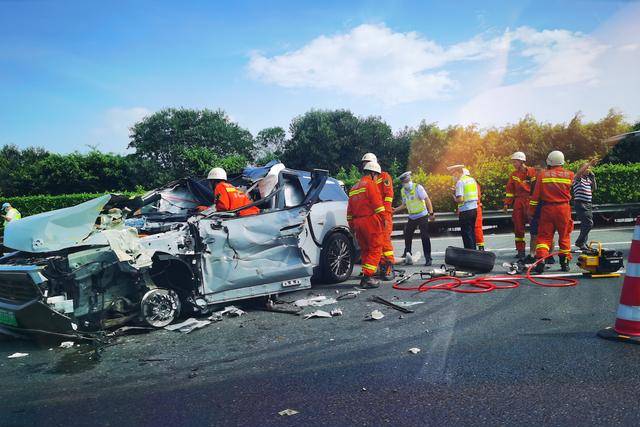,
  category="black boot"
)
[360,276,381,289]
[379,262,394,281]
[545,257,556,265]
[559,257,570,272]
[534,260,546,274]
[516,250,525,260]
